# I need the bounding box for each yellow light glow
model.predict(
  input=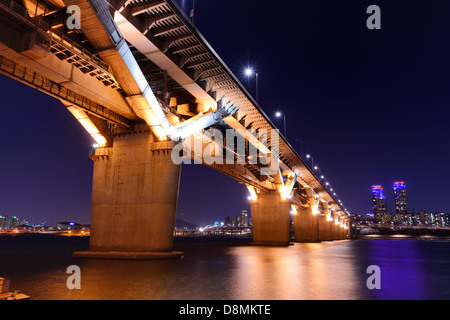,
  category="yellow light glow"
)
[68,107,107,146]
[281,183,292,200]
[246,185,258,201]
[291,205,297,215]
